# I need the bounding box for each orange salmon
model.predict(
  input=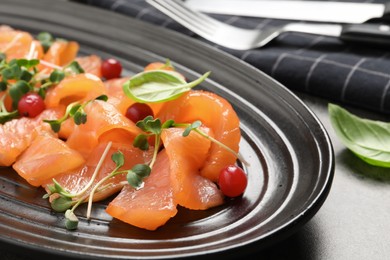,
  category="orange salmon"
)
[157,90,241,182]
[0,108,62,166]
[13,133,85,187]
